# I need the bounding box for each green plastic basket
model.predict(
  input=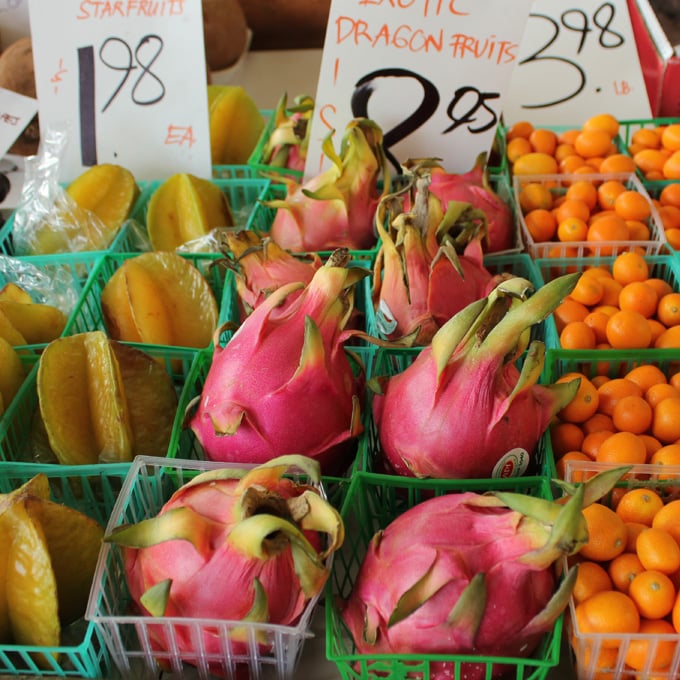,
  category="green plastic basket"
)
[0,252,105,352]
[360,346,553,479]
[210,164,261,180]
[543,347,680,479]
[168,343,373,509]
[326,471,564,680]
[129,177,270,244]
[0,462,130,677]
[63,252,231,350]
[617,117,680,192]
[0,343,197,465]
[515,172,668,258]
[535,253,680,350]
[85,455,329,679]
